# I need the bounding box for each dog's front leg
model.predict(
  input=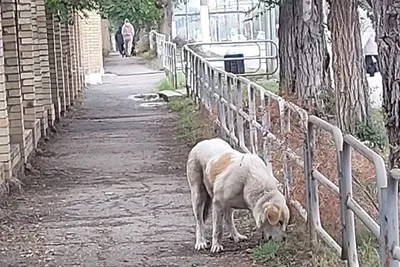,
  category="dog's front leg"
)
[211,200,224,253]
[225,208,247,242]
